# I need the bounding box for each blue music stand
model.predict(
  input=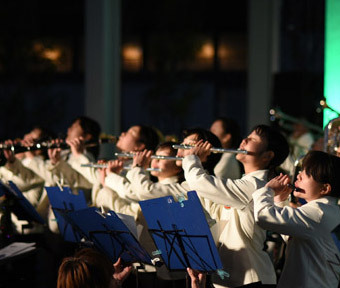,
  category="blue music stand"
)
[139,191,223,272]
[0,180,45,225]
[45,186,87,242]
[67,207,153,265]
